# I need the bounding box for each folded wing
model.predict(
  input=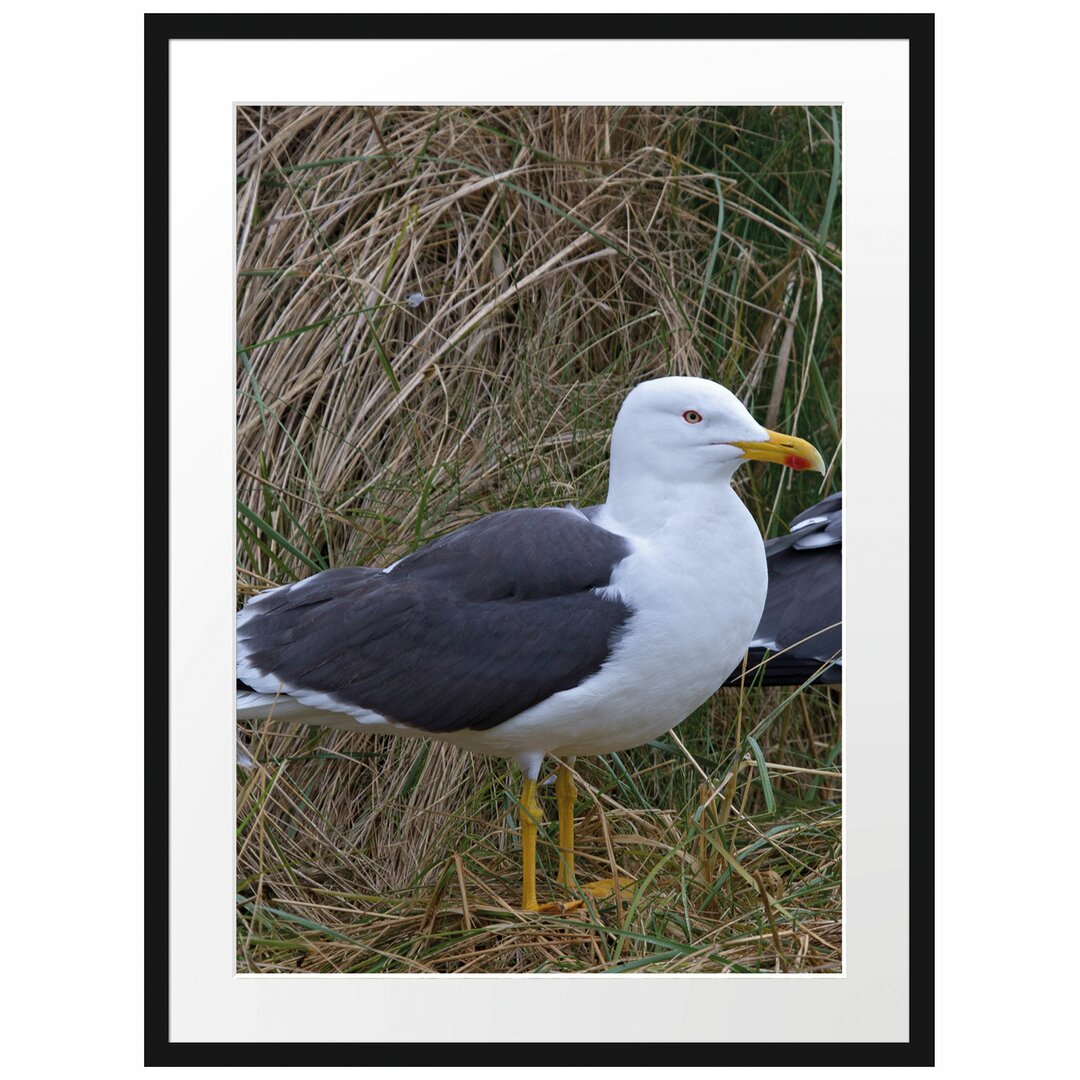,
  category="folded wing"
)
[237,507,634,732]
